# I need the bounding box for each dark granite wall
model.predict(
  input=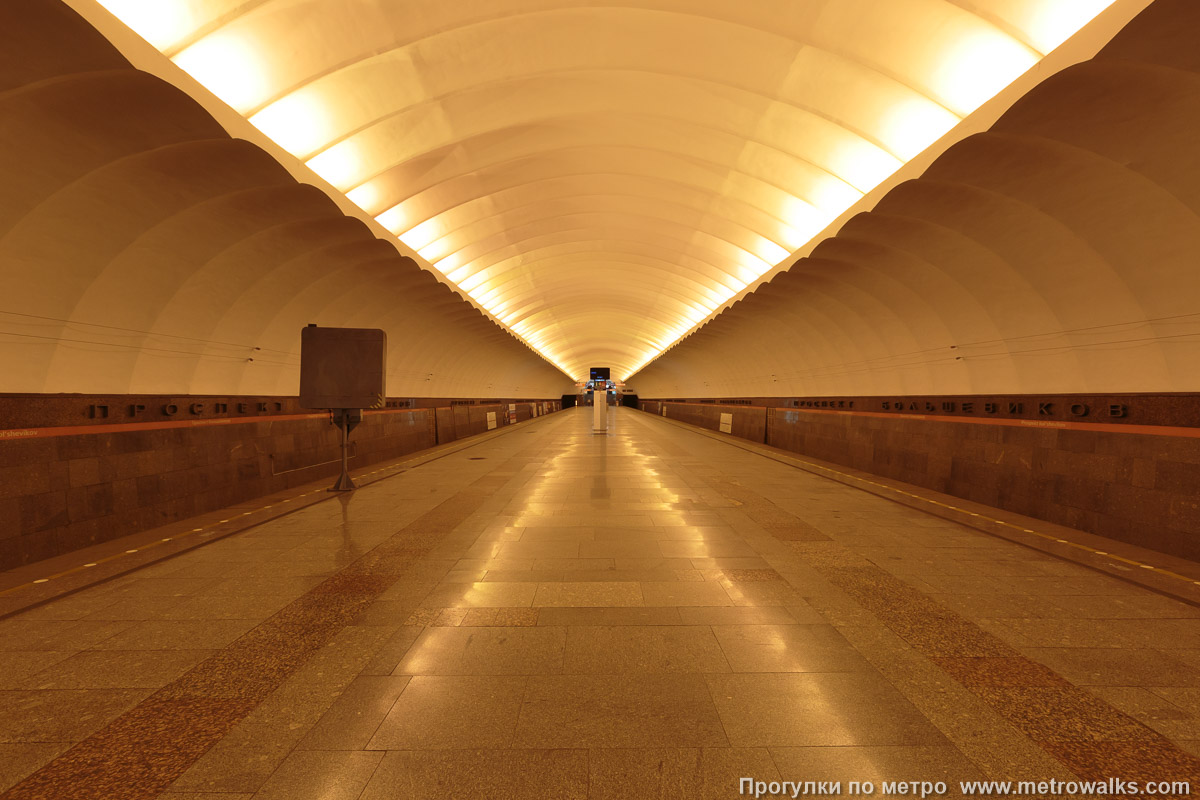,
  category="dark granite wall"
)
[642,397,1200,561]
[0,395,560,569]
